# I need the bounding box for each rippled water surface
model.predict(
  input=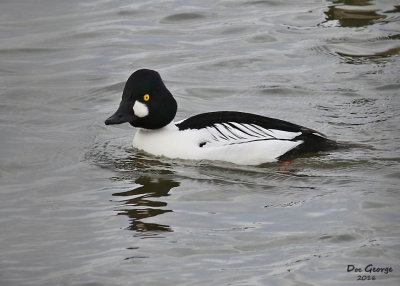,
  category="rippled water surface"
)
[1,0,399,285]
